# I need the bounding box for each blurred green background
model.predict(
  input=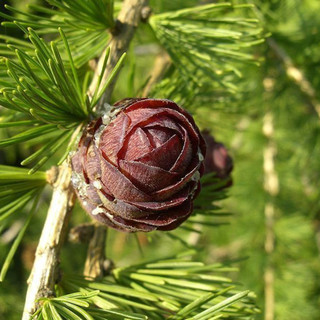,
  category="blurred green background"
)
[1,0,320,319]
